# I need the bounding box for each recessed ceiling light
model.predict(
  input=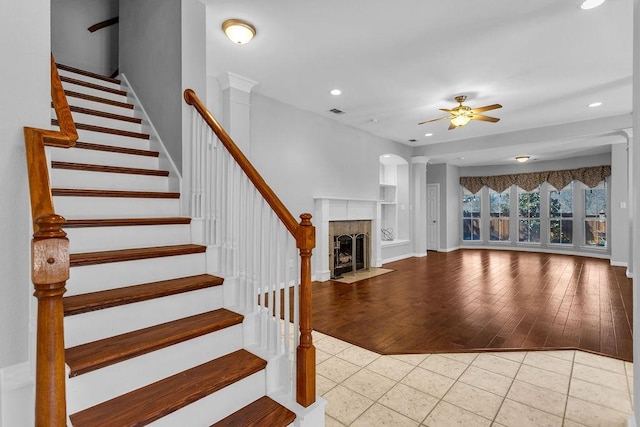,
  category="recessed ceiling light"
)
[222,19,256,44]
[515,156,530,163]
[383,155,391,158]
[424,133,433,137]
[581,0,605,10]
[330,89,342,96]
[588,102,603,107]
